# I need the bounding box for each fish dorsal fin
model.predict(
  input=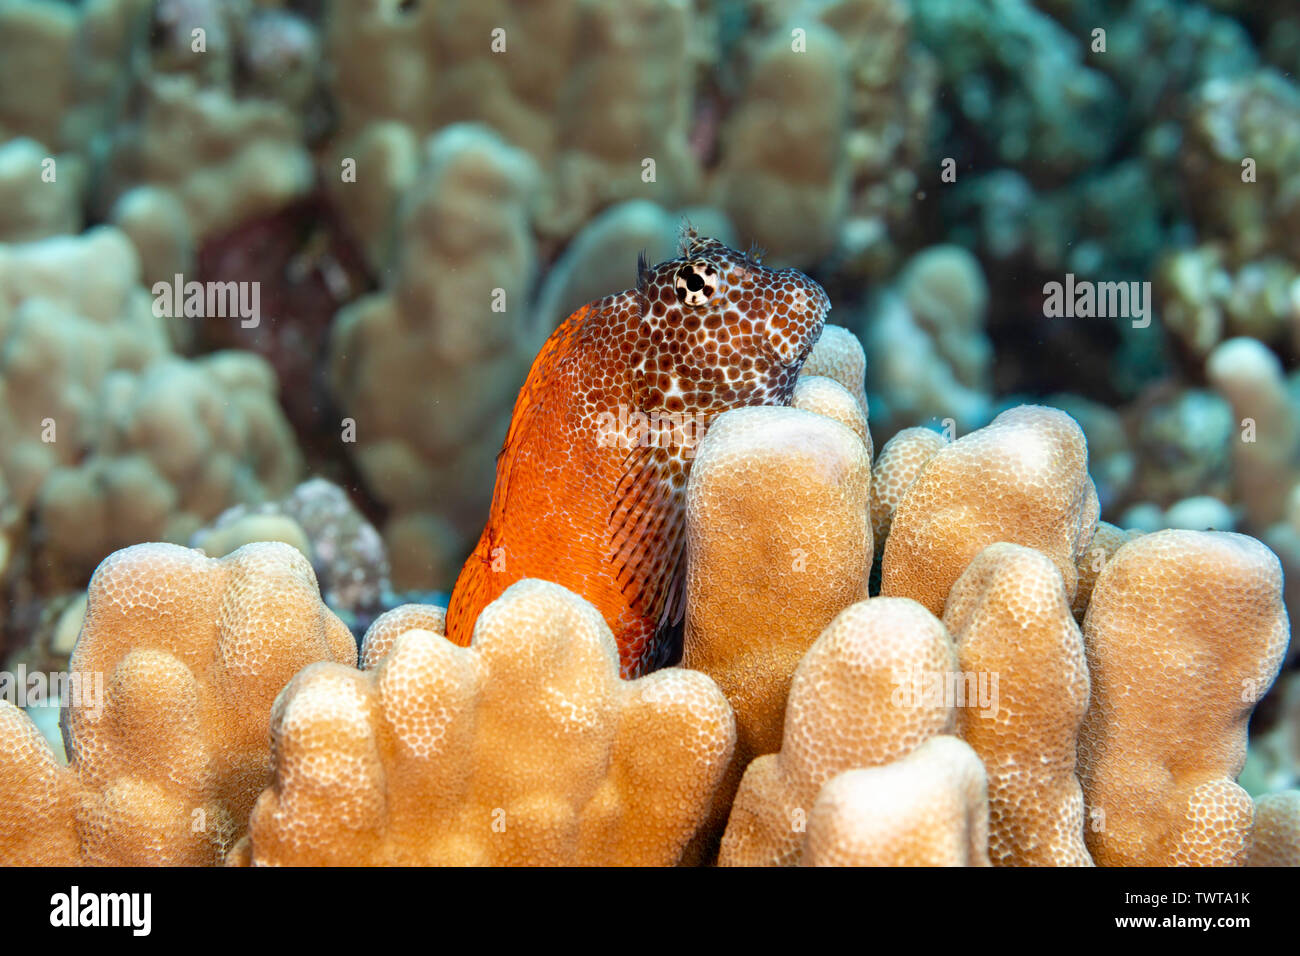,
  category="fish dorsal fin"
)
[489,303,594,529]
